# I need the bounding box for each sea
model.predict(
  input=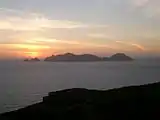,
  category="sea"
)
[0,60,160,113]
